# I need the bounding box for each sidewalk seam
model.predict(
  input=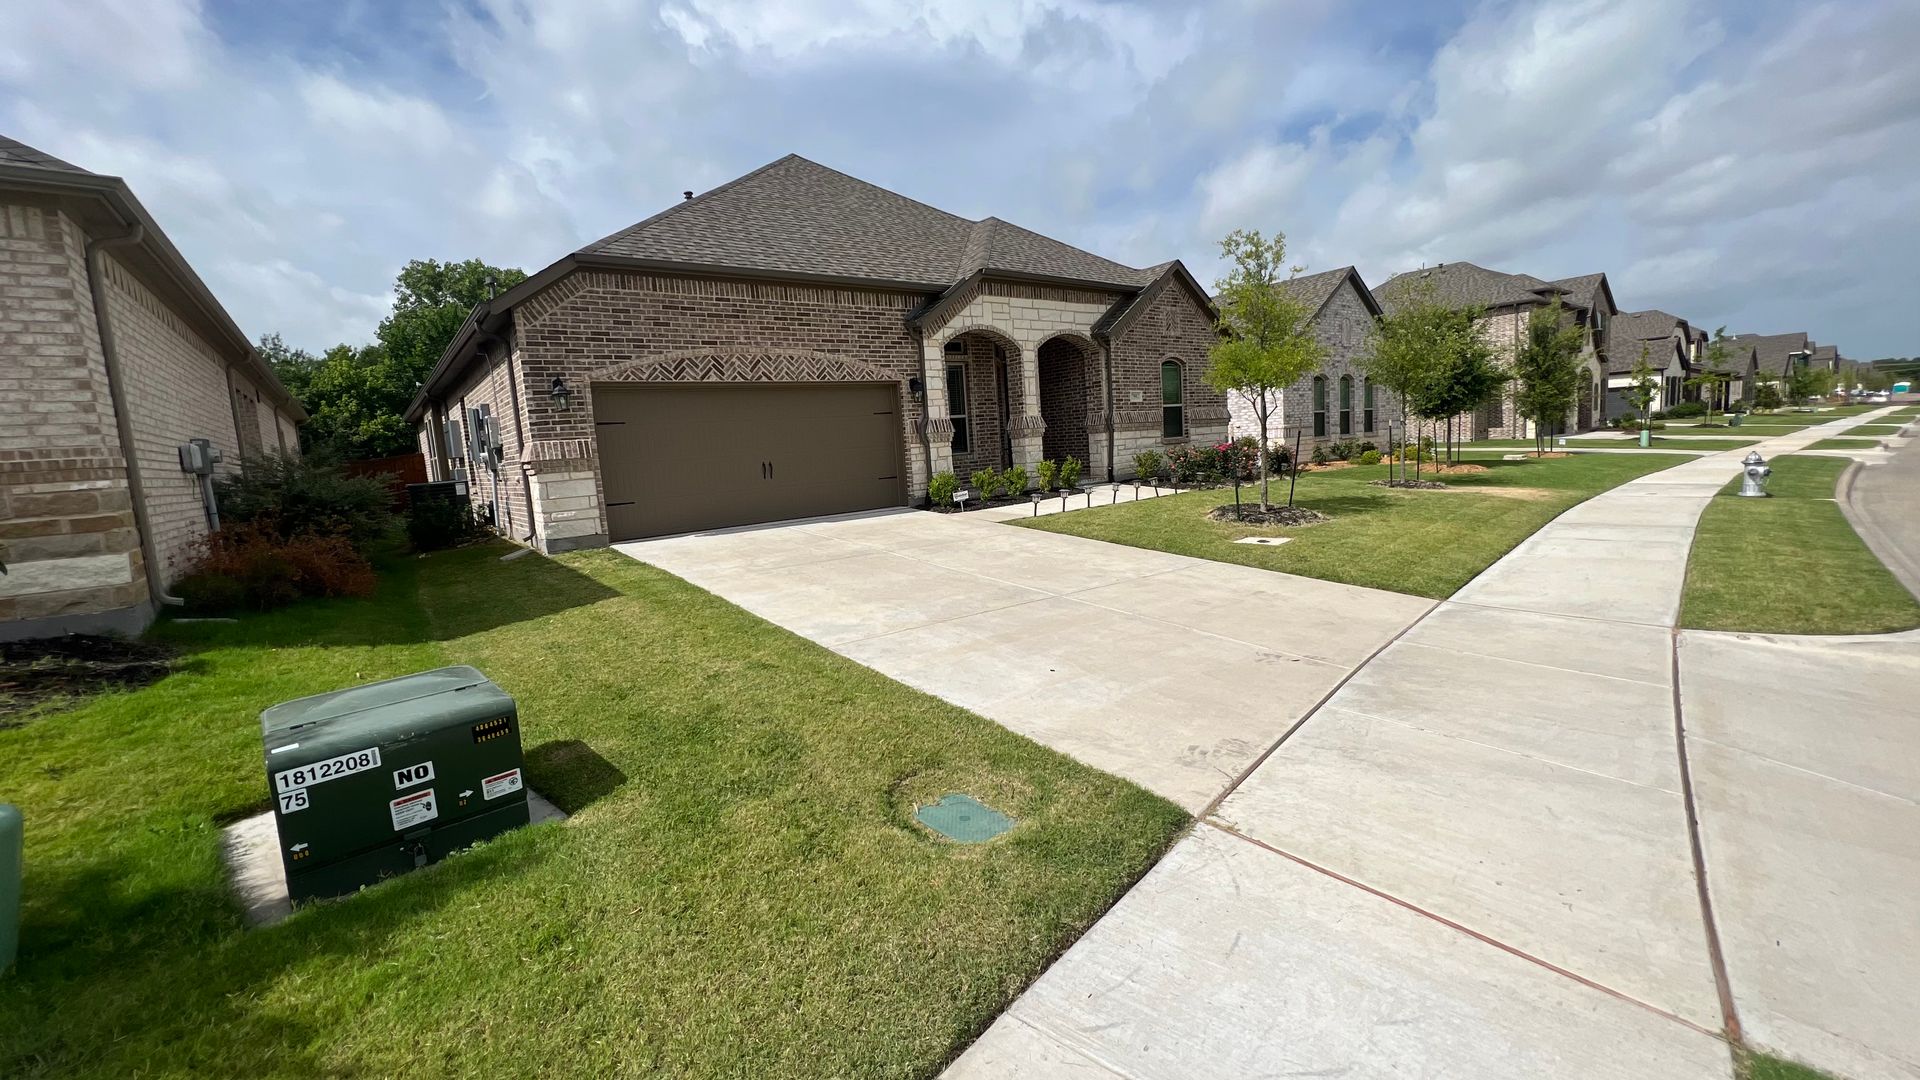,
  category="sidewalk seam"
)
[1668,629,1744,1050]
